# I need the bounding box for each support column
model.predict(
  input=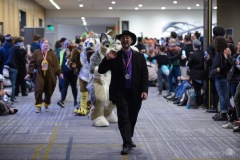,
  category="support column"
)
[203,0,212,109]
